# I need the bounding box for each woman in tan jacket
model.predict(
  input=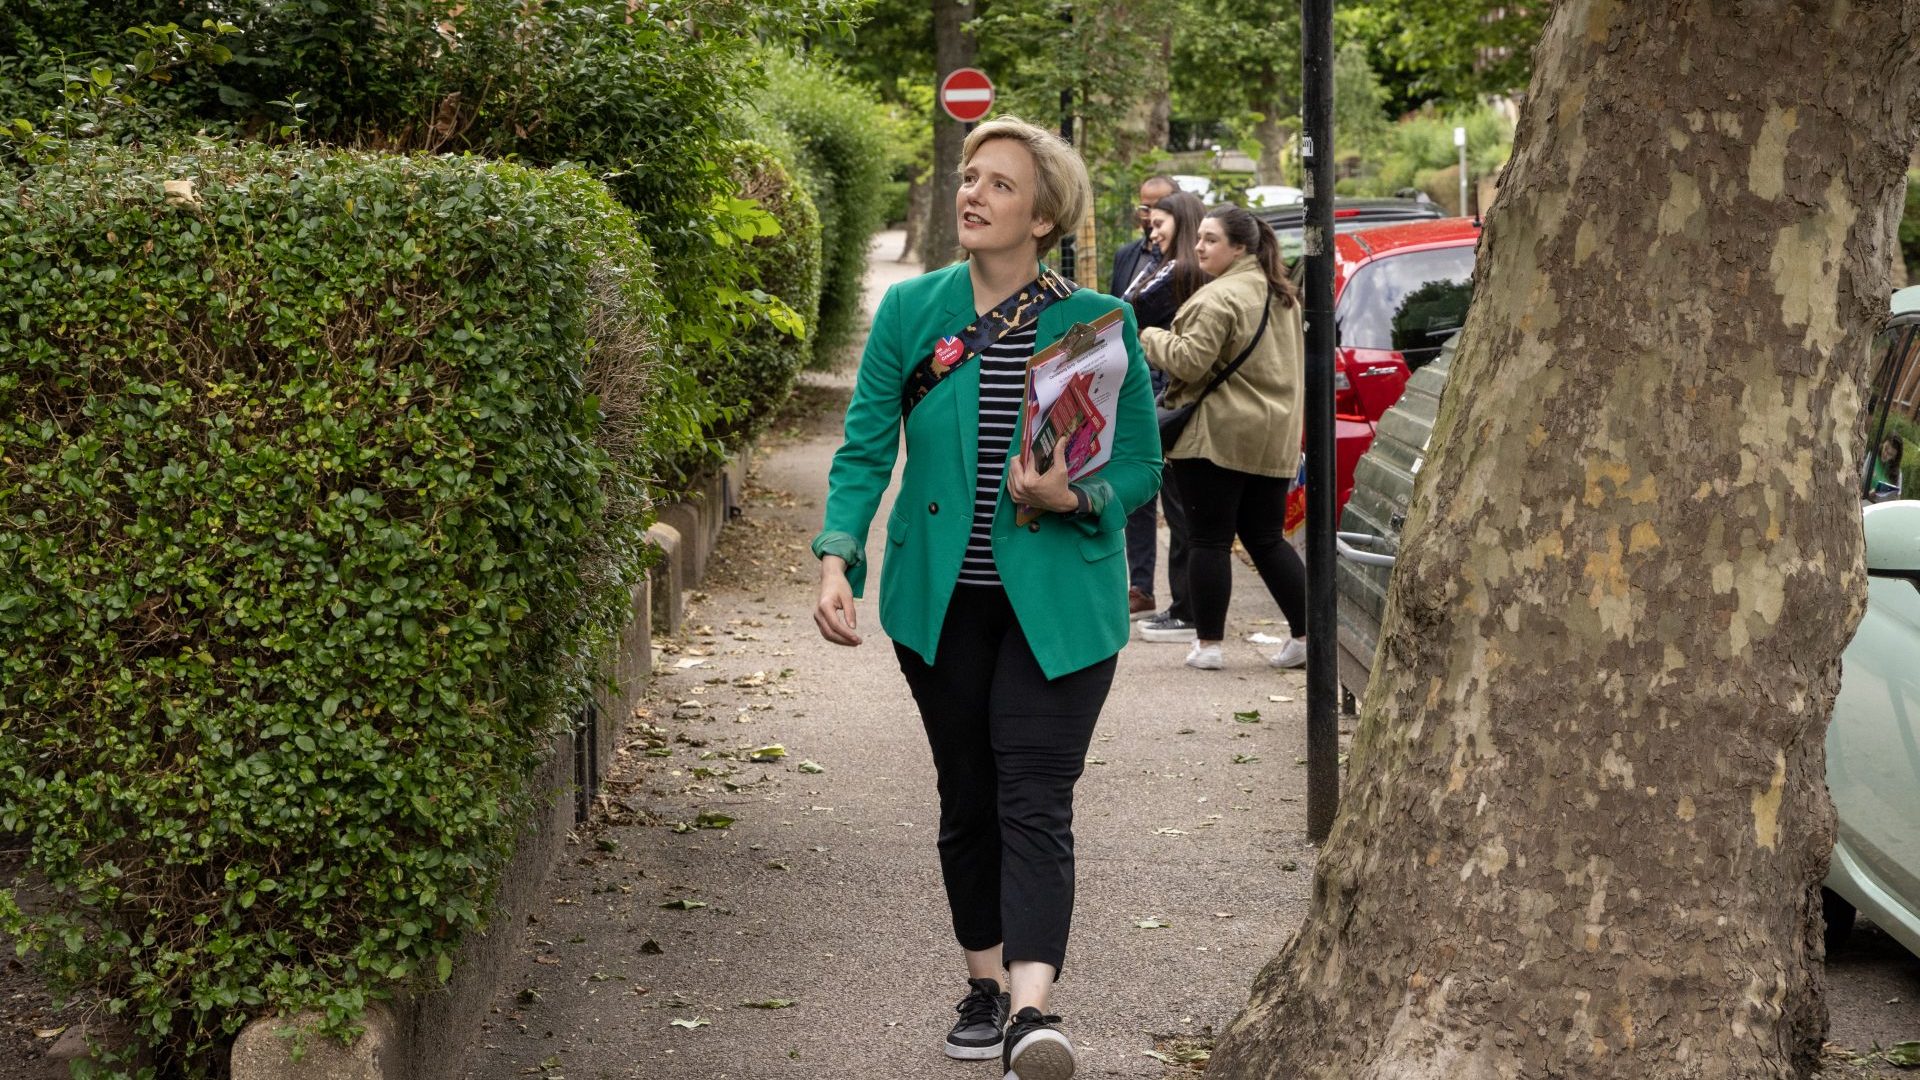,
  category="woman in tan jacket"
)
[1139,204,1307,671]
